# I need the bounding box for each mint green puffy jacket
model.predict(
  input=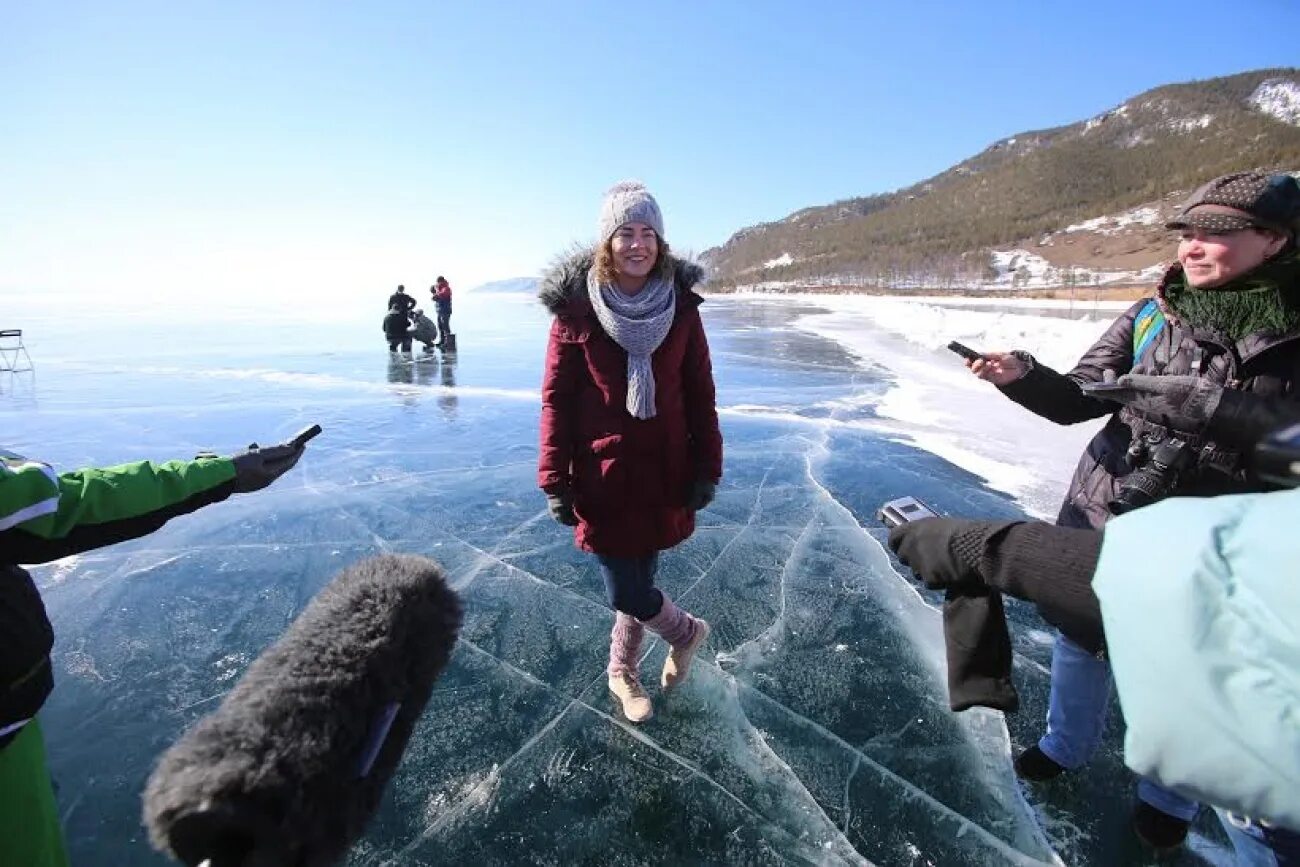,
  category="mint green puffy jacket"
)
[1095,489,1300,831]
